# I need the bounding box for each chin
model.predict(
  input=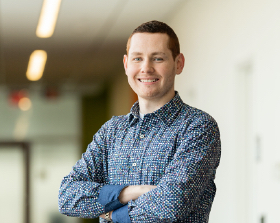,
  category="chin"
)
[138,92,161,100]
